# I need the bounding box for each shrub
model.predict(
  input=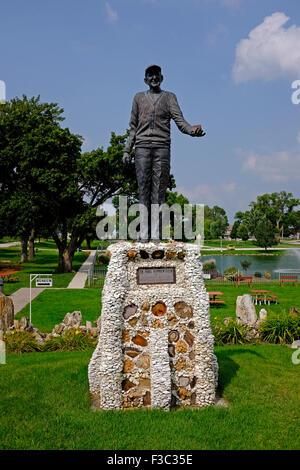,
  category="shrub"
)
[264,271,271,279]
[97,255,110,265]
[4,331,42,354]
[43,329,97,352]
[254,271,262,278]
[223,266,238,281]
[259,311,300,344]
[203,259,216,271]
[212,319,251,346]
